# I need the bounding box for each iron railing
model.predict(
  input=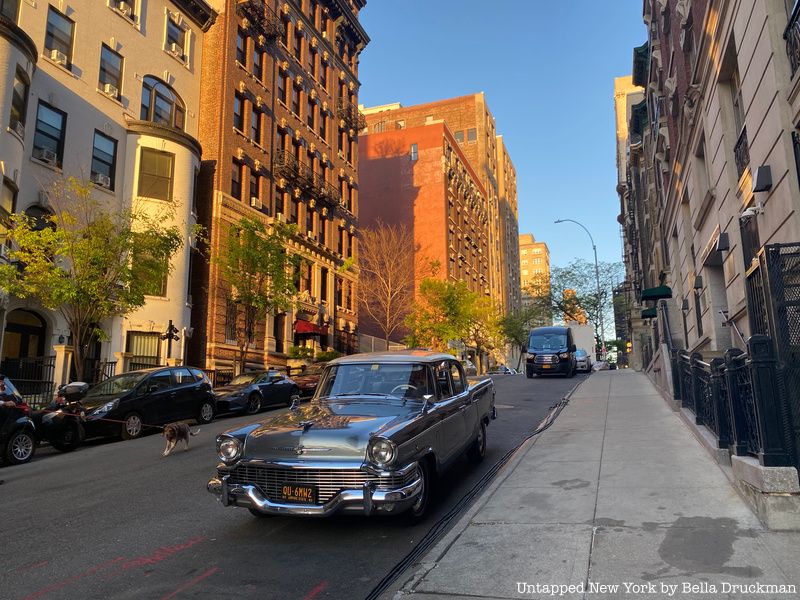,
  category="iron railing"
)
[784,2,800,77]
[734,127,750,179]
[237,0,282,42]
[1,355,56,408]
[127,355,161,372]
[337,99,366,132]
[205,369,235,387]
